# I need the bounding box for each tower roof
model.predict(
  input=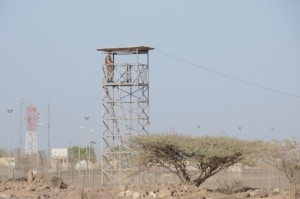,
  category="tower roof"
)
[97,46,154,54]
